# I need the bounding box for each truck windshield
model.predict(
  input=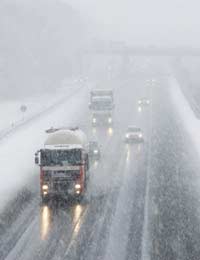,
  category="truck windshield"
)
[91,100,112,110]
[41,149,82,166]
